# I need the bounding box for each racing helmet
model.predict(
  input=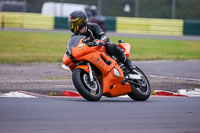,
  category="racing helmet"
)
[68,11,88,33]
